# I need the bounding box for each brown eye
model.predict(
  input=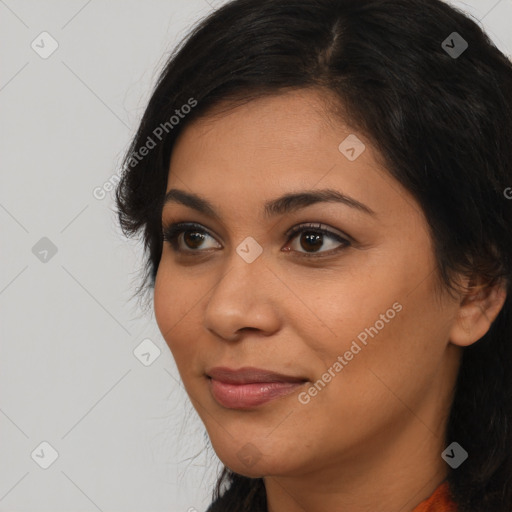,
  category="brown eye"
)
[162,223,221,253]
[183,230,206,249]
[299,231,324,252]
[285,223,351,257]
